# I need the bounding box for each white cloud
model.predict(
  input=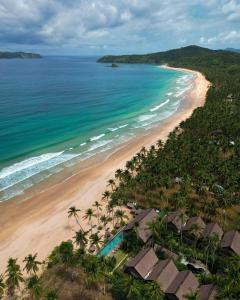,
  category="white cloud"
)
[0,0,239,52]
